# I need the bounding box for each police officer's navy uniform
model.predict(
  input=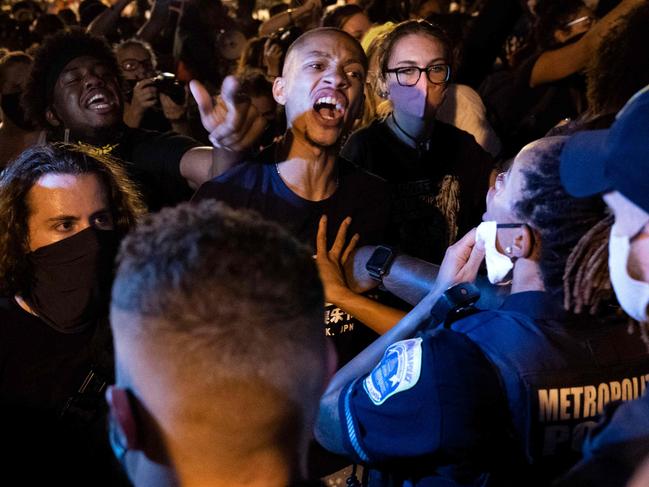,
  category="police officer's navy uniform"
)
[338,292,649,486]
[556,392,649,487]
